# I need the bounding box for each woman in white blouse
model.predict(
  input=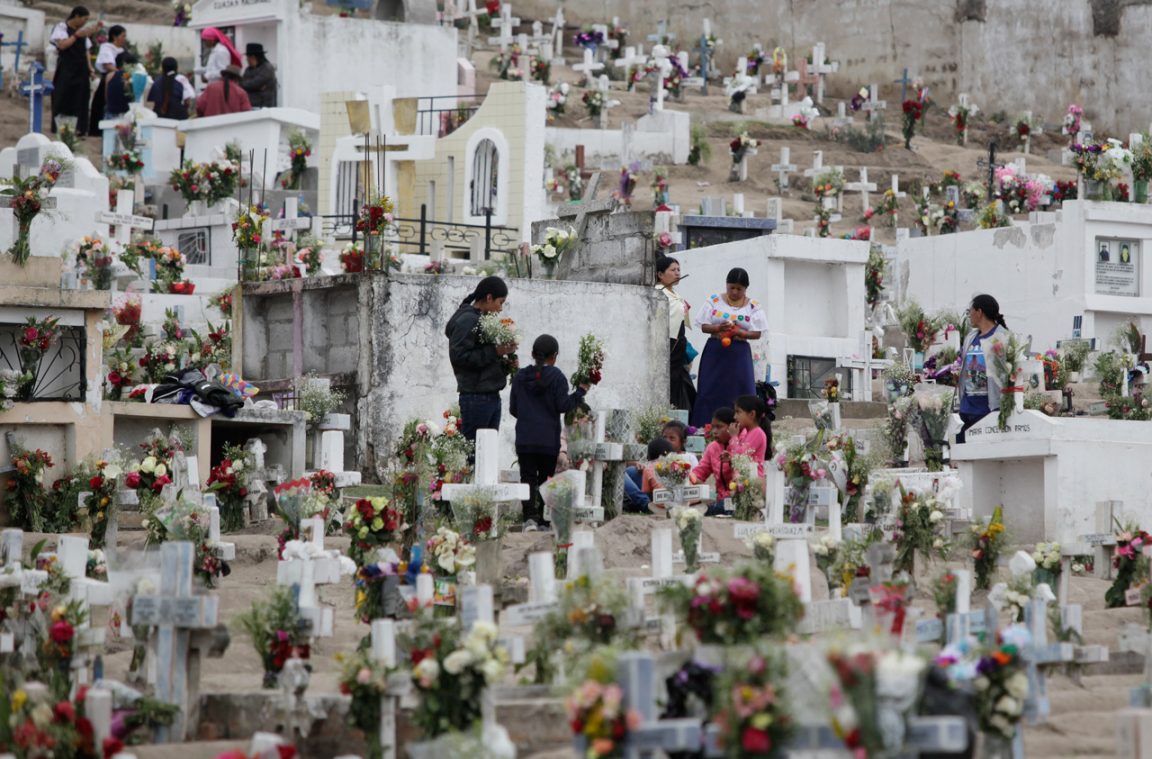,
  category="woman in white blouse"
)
[690,267,768,427]
[654,256,697,413]
[199,27,241,84]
